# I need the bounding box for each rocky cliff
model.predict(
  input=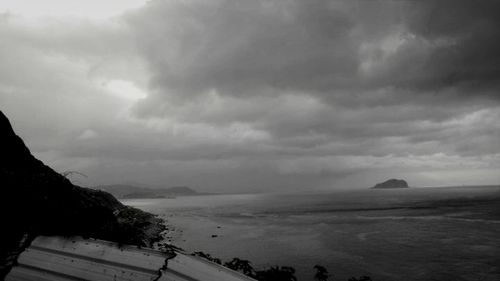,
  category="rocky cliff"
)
[0,111,165,278]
